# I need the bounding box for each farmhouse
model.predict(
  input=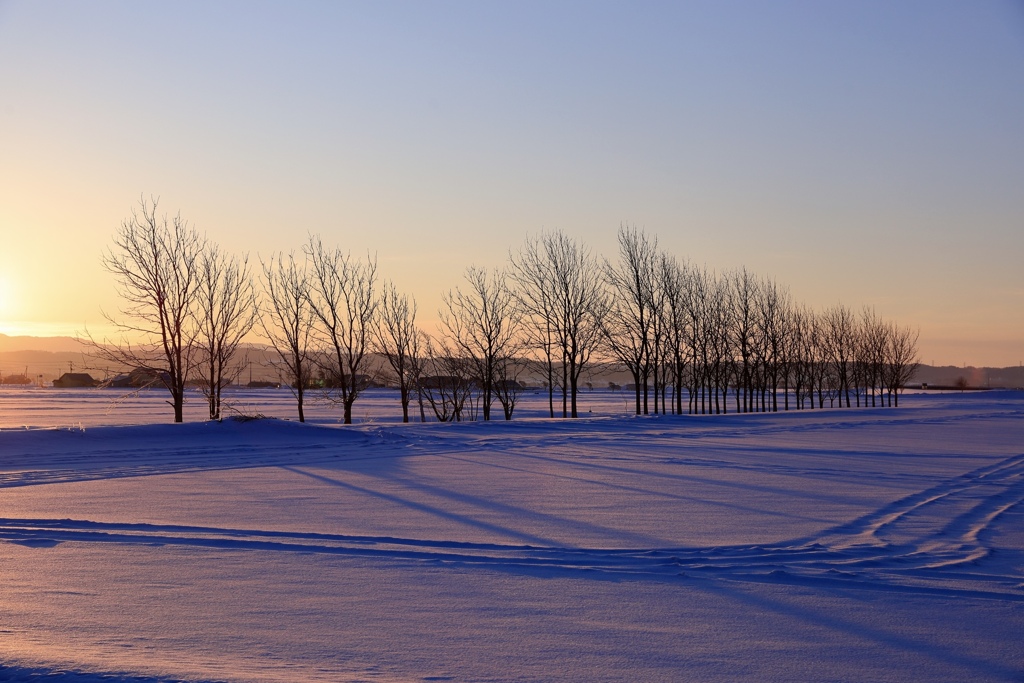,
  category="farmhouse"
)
[52,372,98,388]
